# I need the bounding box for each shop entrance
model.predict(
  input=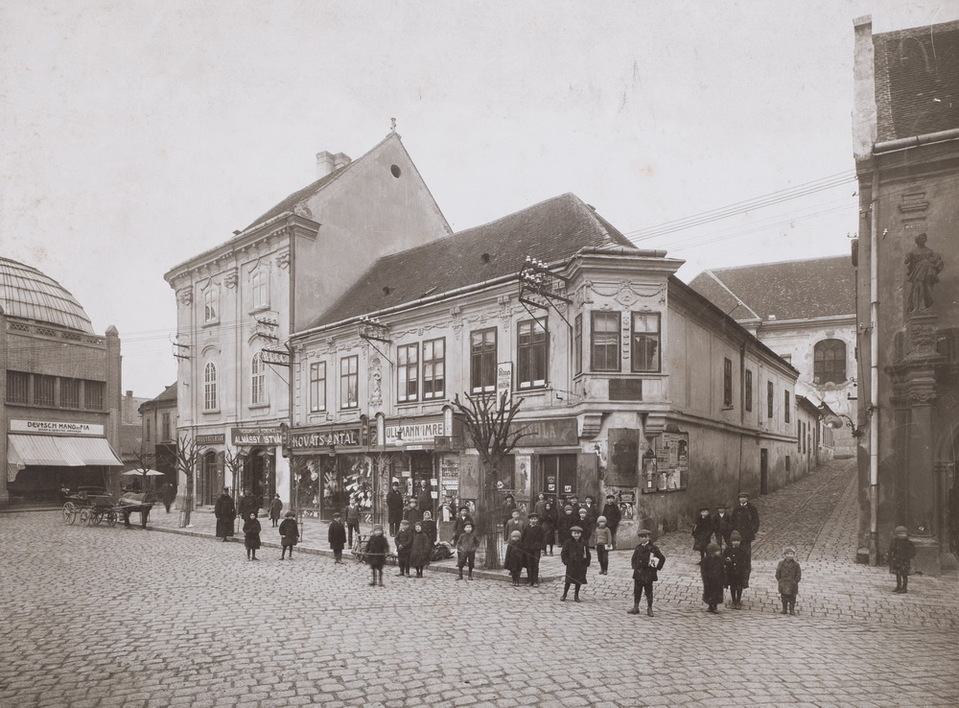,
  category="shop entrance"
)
[243,448,275,509]
[410,451,435,516]
[199,450,221,506]
[541,454,577,505]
